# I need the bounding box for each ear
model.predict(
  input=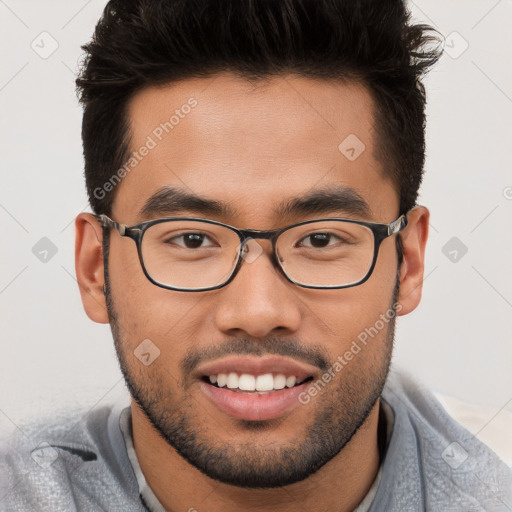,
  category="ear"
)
[397,206,429,316]
[75,213,109,324]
